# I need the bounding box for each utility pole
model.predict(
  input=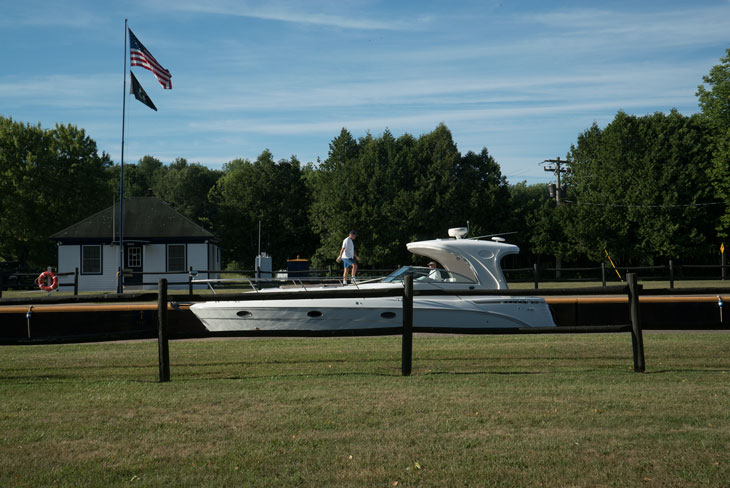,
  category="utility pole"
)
[542,157,568,204]
[541,157,569,279]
